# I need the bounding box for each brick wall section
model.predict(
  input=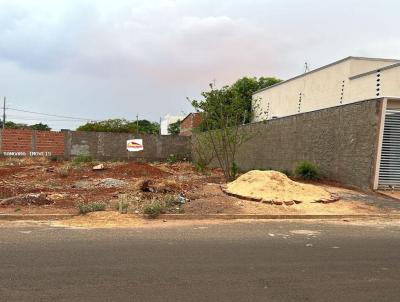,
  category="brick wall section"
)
[0,129,65,155]
[0,129,34,153]
[35,131,65,155]
[180,113,202,136]
[193,99,384,190]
